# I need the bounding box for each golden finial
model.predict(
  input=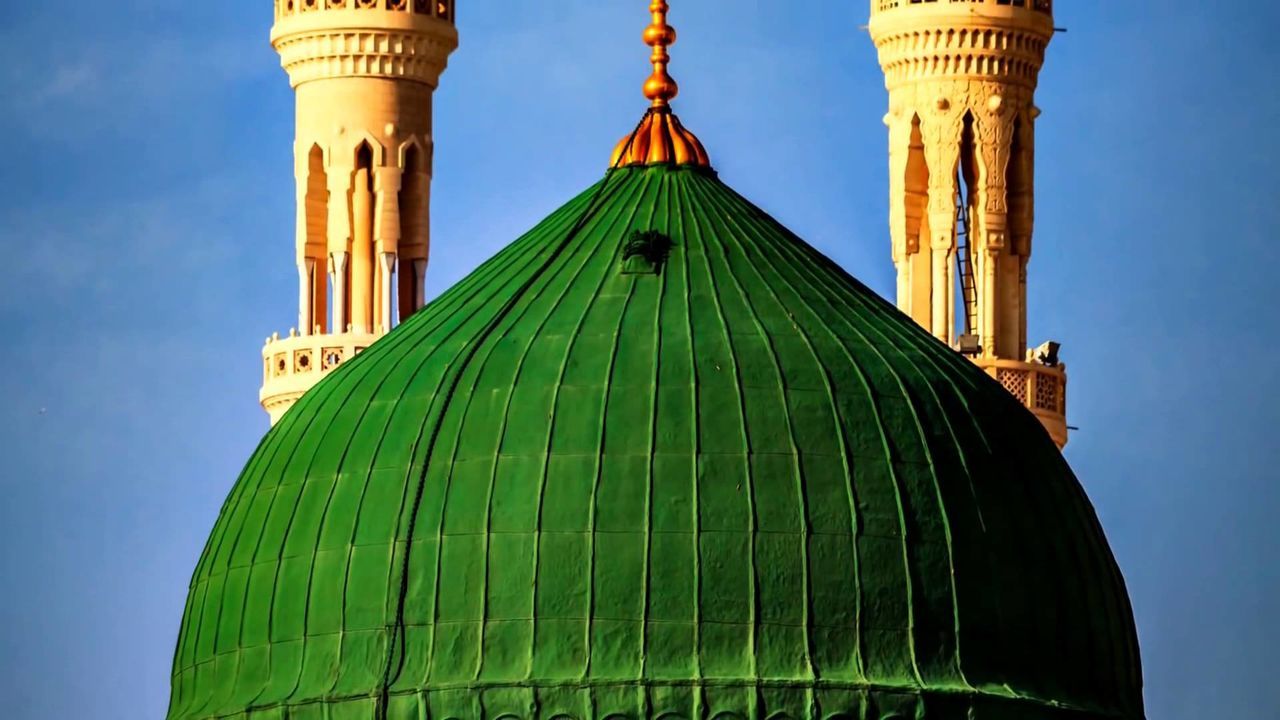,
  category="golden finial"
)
[643,1,679,108]
[610,1,711,168]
